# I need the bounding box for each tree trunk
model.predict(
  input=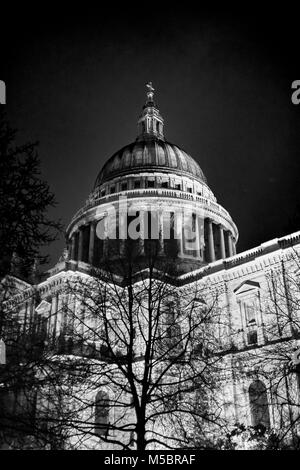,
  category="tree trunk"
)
[136,417,147,450]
